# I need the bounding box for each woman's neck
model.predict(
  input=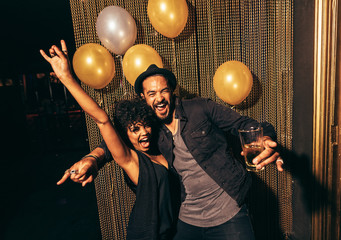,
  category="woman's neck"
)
[144,145,161,156]
[143,146,168,168]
